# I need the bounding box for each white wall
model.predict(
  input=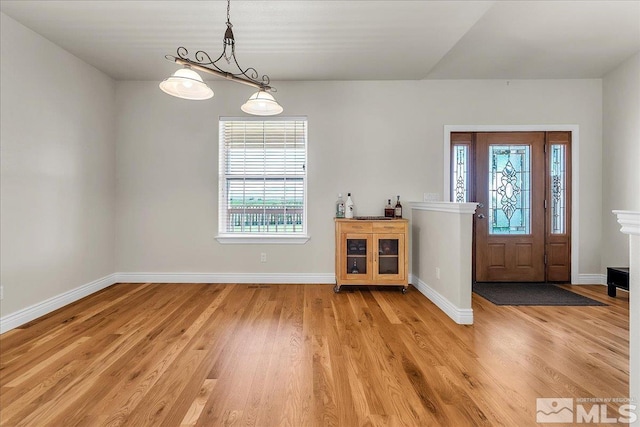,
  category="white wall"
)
[613,212,640,423]
[602,53,640,271]
[410,203,476,324]
[631,232,640,426]
[115,78,603,278]
[0,13,116,317]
